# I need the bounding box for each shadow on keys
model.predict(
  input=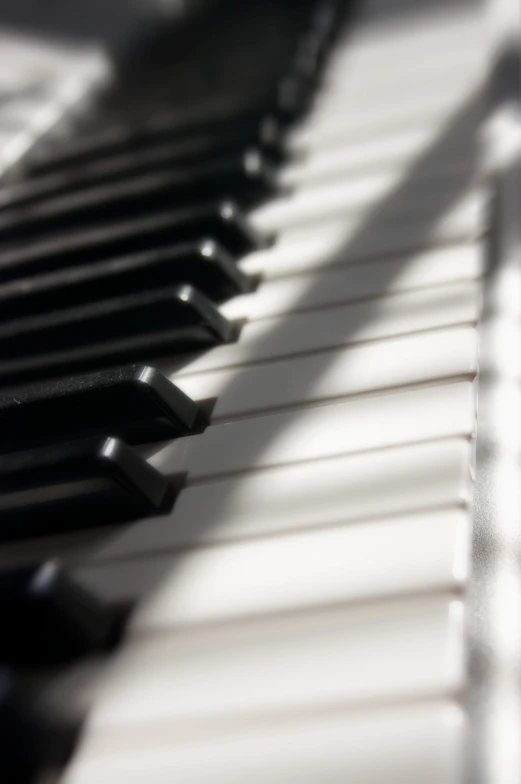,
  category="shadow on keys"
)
[54,83,485,616]
[0,0,485,771]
